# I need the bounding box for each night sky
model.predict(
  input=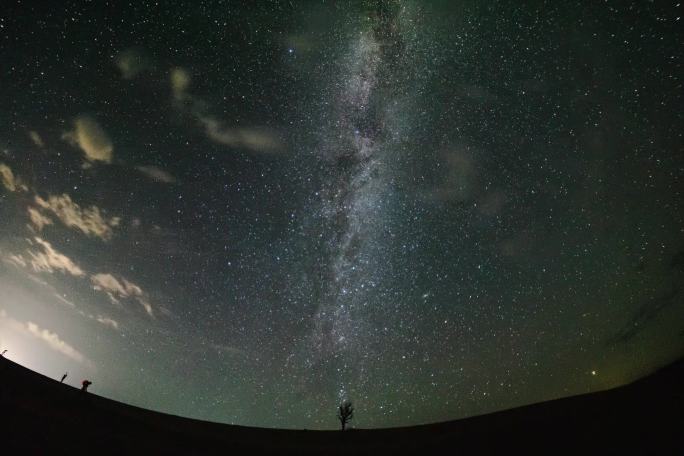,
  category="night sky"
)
[0,1,682,429]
